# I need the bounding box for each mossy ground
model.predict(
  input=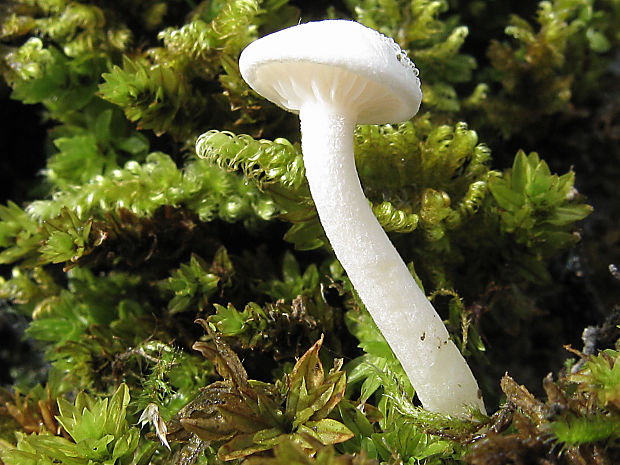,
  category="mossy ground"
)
[0,1,619,464]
